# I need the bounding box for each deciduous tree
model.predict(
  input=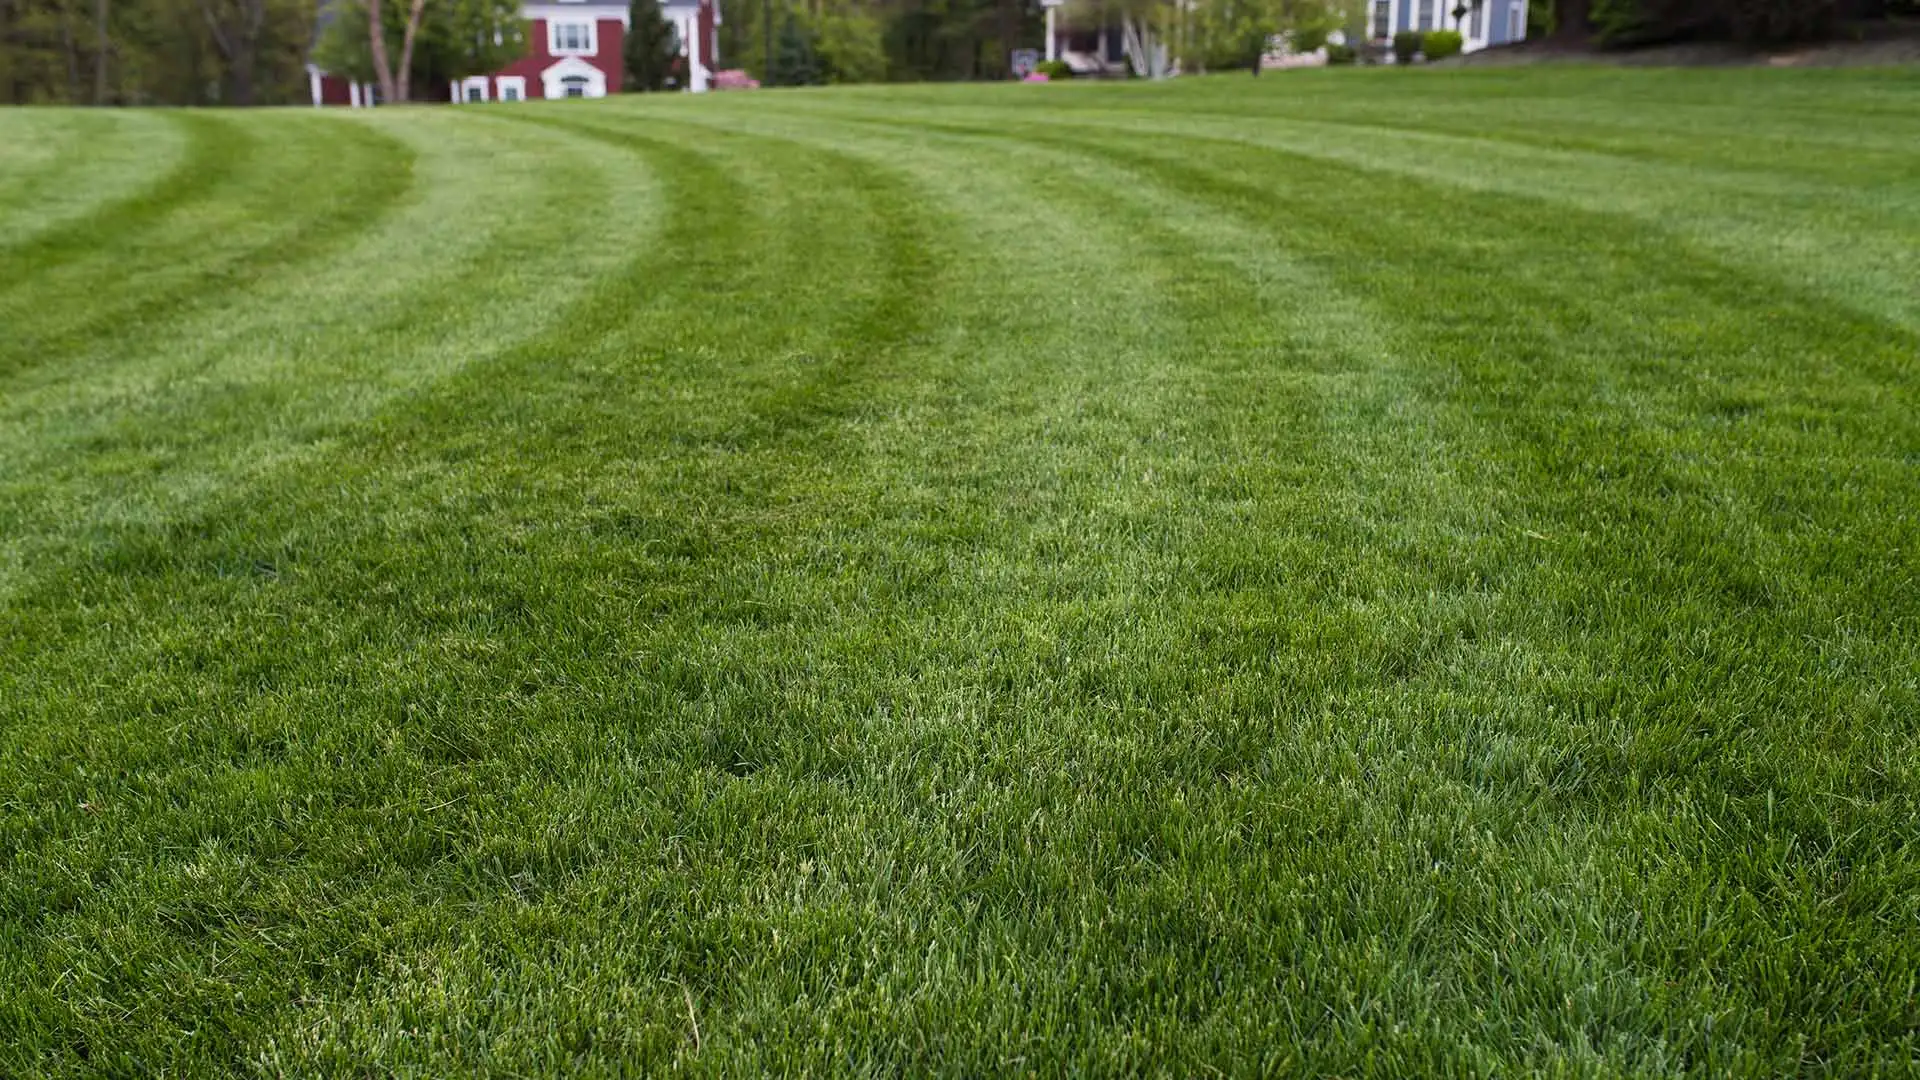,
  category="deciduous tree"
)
[365,0,423,101]
[316,0,522,98]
